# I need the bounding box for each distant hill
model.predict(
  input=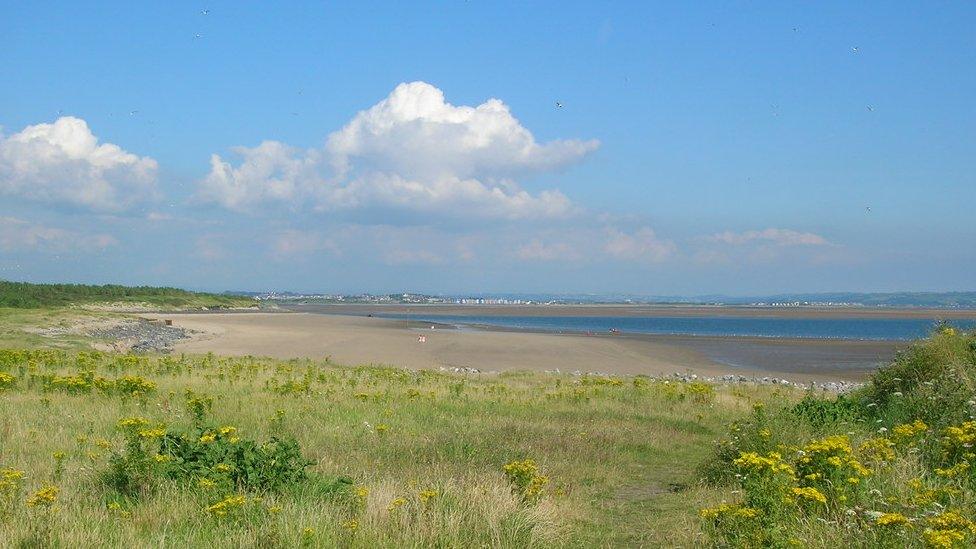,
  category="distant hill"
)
[0,281,255,309]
